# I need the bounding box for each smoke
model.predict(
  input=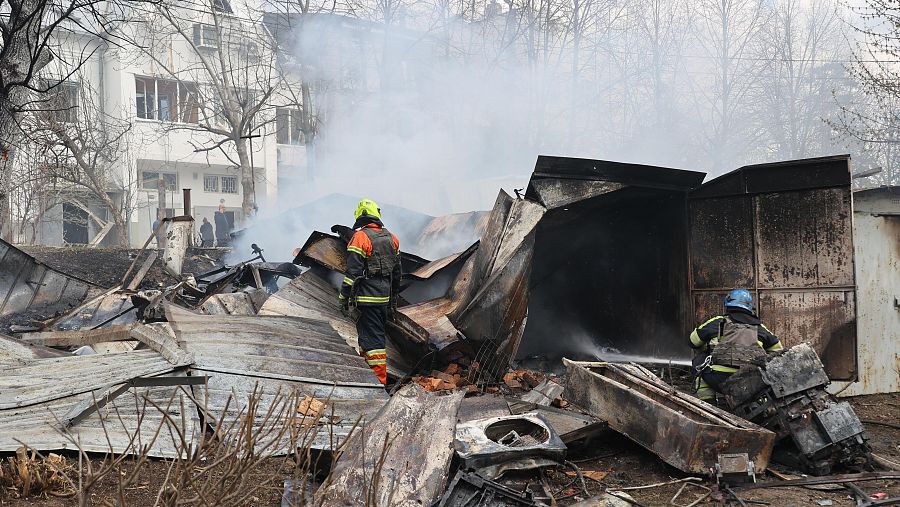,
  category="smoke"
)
[237,1,857,260]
